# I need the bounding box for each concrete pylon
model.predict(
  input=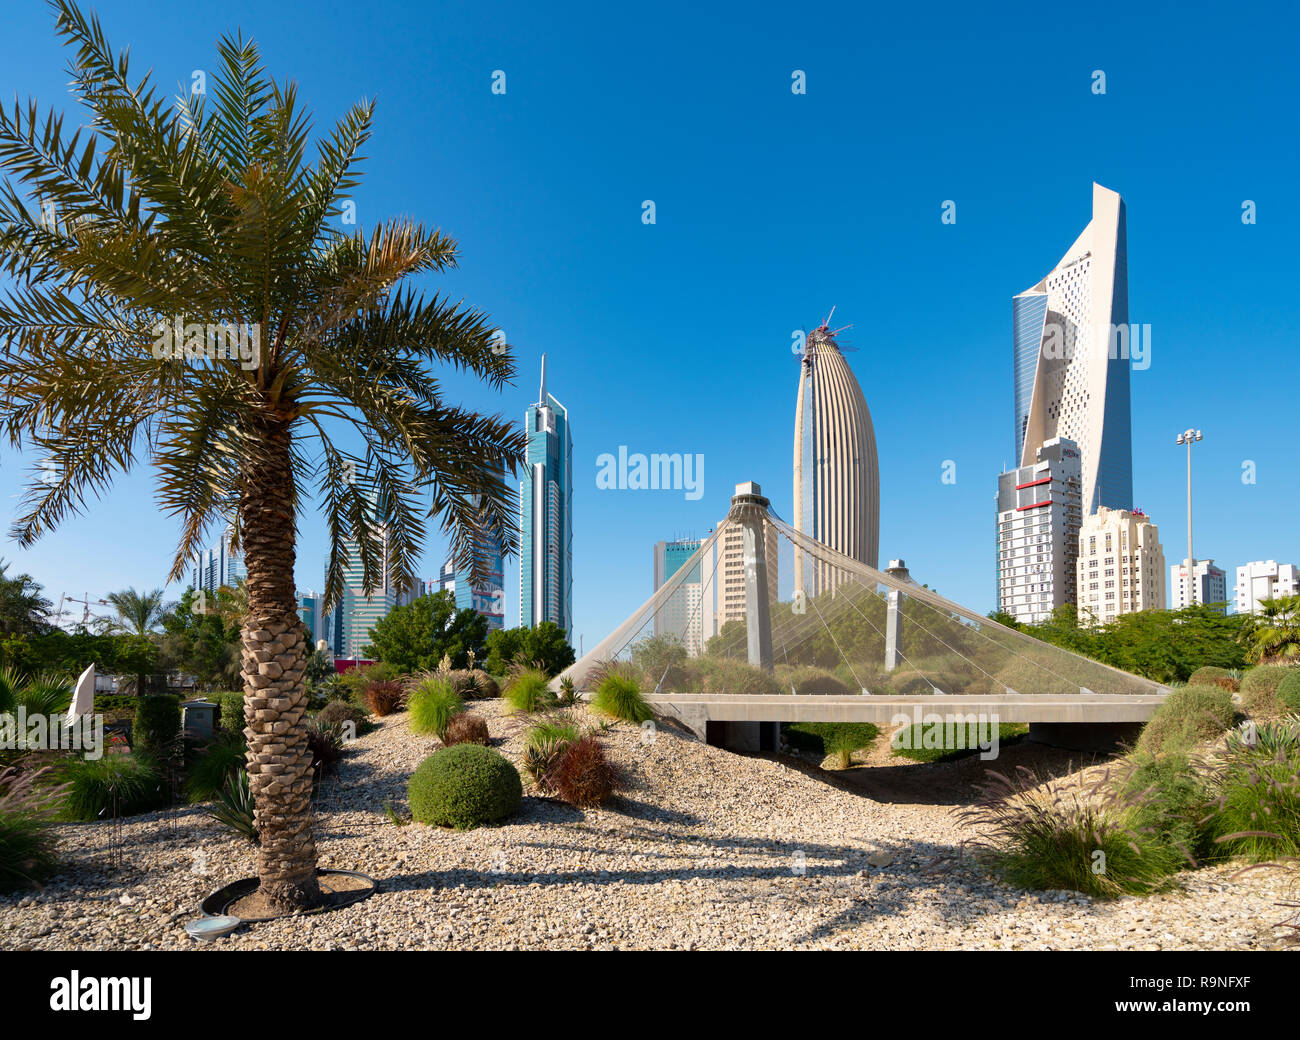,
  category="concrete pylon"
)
[883,559,911,673]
